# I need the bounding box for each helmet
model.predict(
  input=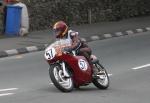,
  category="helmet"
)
[53,21,68,38]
